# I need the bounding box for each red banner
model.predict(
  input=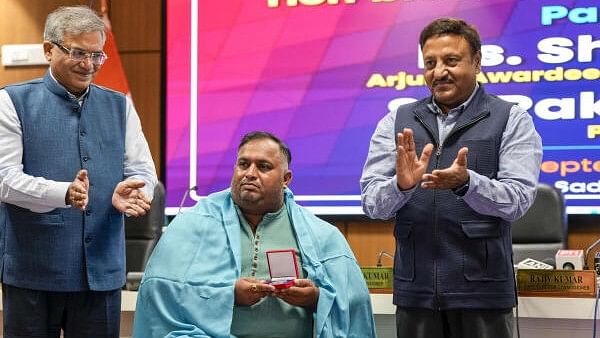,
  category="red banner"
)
[93,0,130,96]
